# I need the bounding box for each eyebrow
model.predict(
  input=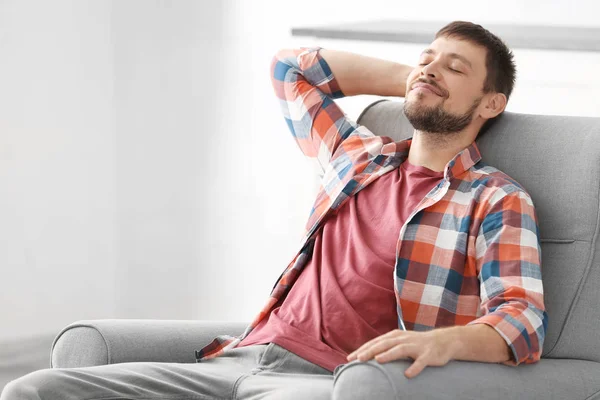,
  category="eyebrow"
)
[421,48,473,70]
